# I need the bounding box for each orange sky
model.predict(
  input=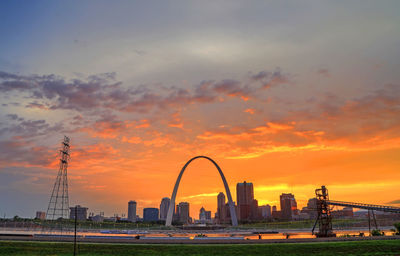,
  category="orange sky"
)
[1,71,400,218]
[1,1,400,218]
